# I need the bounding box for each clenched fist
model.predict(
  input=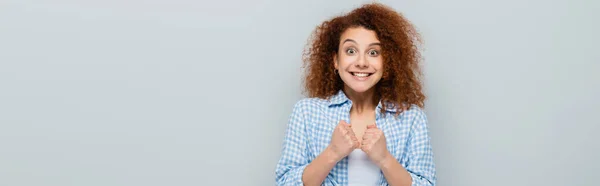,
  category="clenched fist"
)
[361,124,392,167]
[326,120,361,161]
